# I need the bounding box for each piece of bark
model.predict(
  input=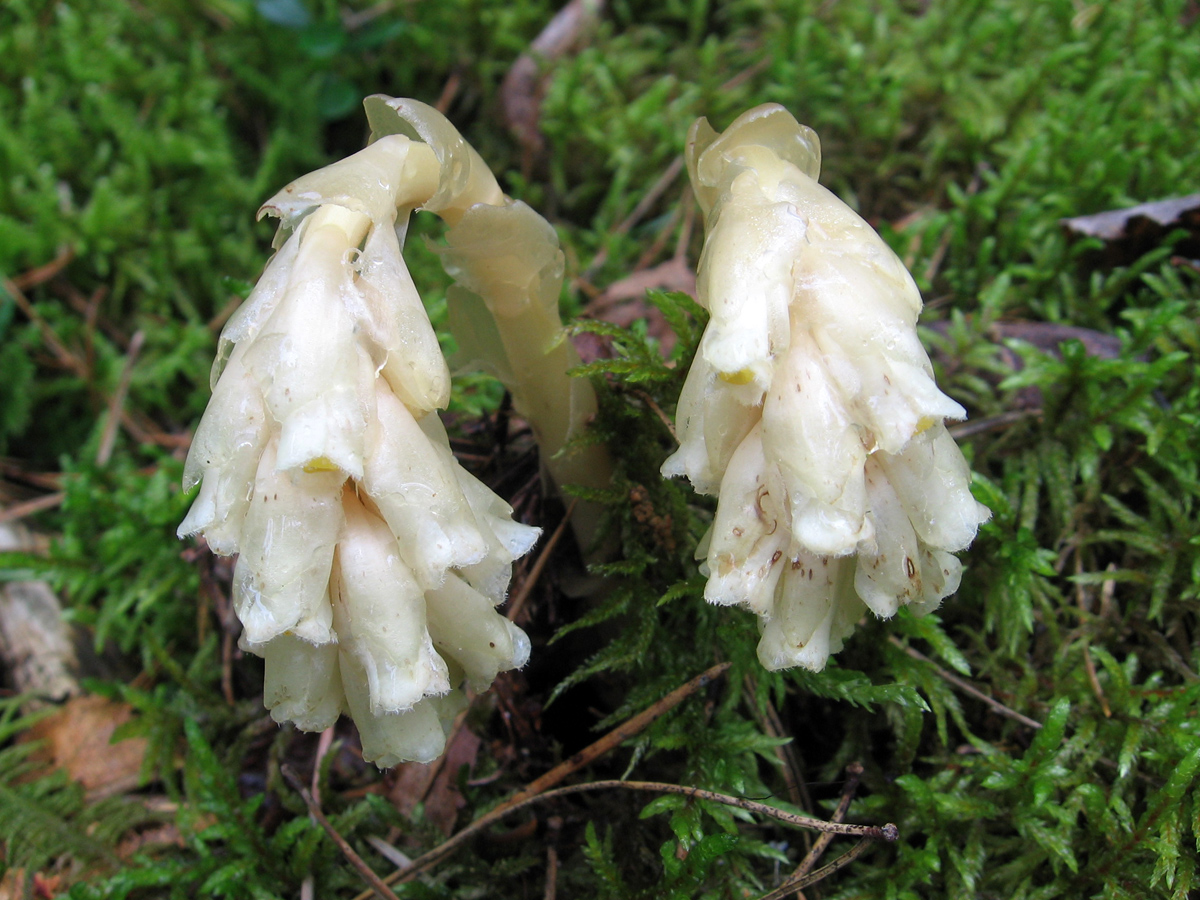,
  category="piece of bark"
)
[501,0,605,159]
[1061,193,1200,265]
[386,724,480,835]
[0,520,79,704]
[928,318,1127,413]
[578,257,697,363]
